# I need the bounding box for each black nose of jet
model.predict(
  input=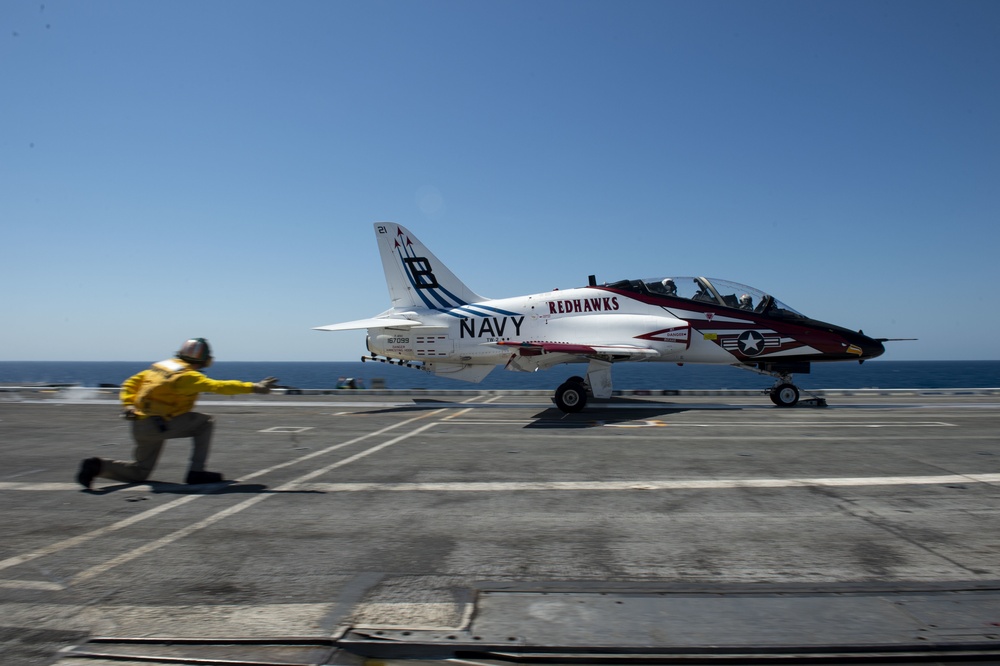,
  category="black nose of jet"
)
[856,332,885,360]
[865,338,886,360]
